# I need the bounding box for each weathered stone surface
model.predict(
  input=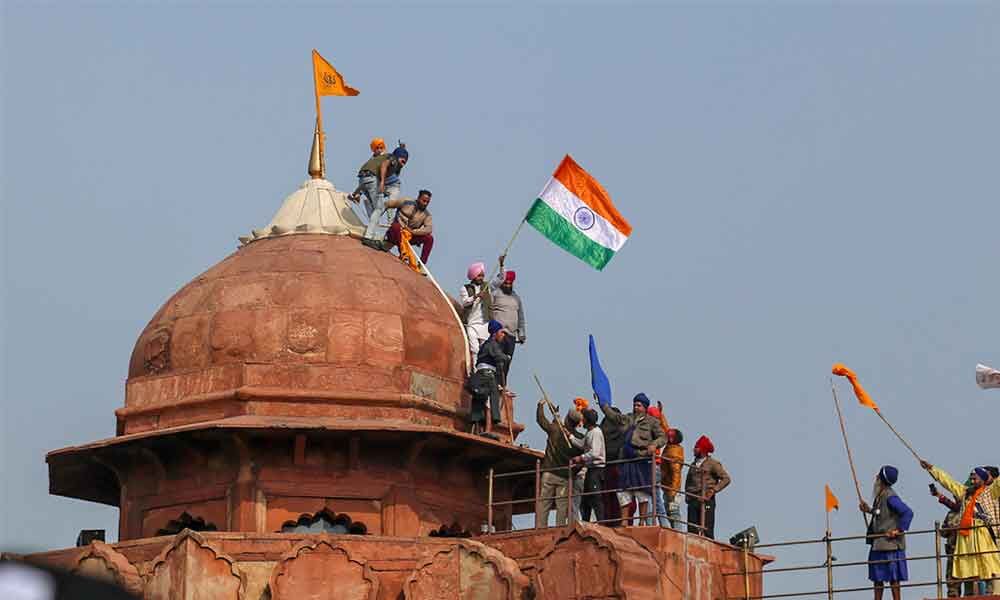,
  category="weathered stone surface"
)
[269,537,379,600]
[403,539,529,600]
[145,530,246,600]
[121,235,470,435]
[73,541,143,596]
[26,527,767,600]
